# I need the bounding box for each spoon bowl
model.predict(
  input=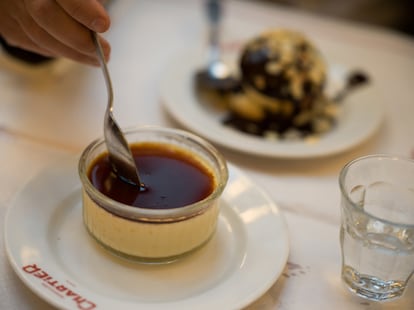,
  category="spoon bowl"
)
[92,32,141,187]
